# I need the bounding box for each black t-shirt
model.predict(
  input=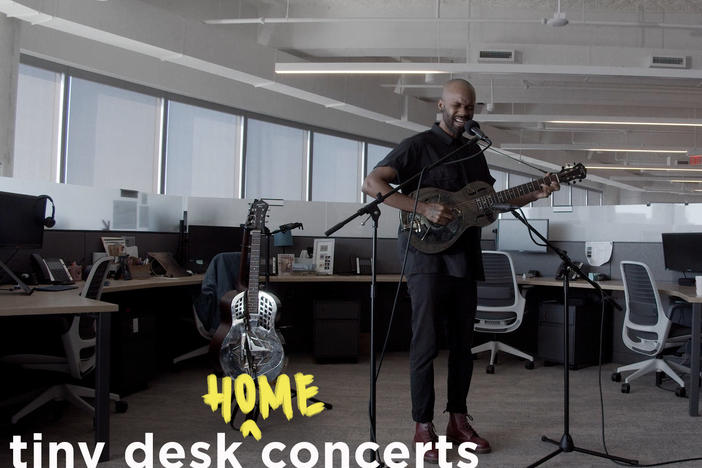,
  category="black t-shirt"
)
[376,123,495,279]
